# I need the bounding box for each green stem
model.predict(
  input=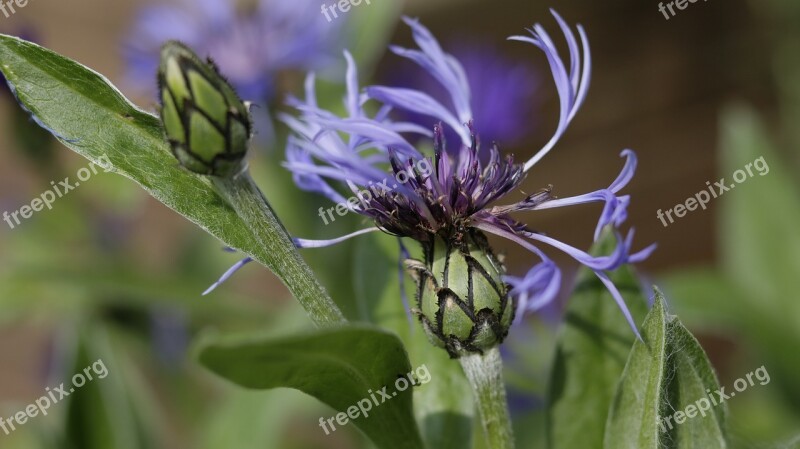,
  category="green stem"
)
[214,172,346,327]
[460,346,515,449]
